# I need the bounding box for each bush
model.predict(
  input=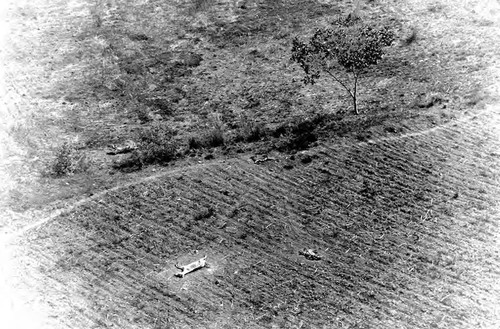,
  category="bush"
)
[235,115,265,143]
[204,127,225,147]
[192,206,215,221]
[187,113,226,149]
[187,135,204,150]
[271,115,327,152]
[291,16,395,114]
[187,127,225,150]
[402,27,418,46]
[137,122,178,164]
[49,142,90,177]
